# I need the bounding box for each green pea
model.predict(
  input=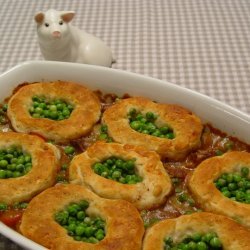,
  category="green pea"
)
[68,223,76,232]
[61,163,68,170]
[16,164,24,172]
[191,233,202,242]
[5,154,13,160]
[2,104,7,112]
[56,103,64,110]
[187,241,197,249]
[88,237,99,243]
[127,180,137,184]
[39,103,46,109]
[177,193,188,202]
[35,107,43,114]
[202,233,215,243]
[209,237,222,248]
[77,211,85,220]
[112,171,121,179]
[216,178,227,187]
[159,126,169,134]
[147,123,156,132]
[0,203,7,211]
[164,237,173,246]
[85,226,95,237]
[74,236,81,241]
[184,196,194,206]
[68,205,78,216]
[84,217,91,225]
[152,130,161,137]
[49,111,58,119]
[166,133,175,139]
[55,211,69,225]
[100,171,108,177]
[79,200,89,209]
[5,170,13,178]
[75,225,85,236]
[232,173,242,183]
[96,232,104,240]
[49,105,57,111]
[17,202,28,209]
[126,160,135,170]
[197,241,208,250]
[33,101,39,108]
[222,190,231,197]
[32,113,40,118]
[226,173,234,183]
[68,104,74,111]
[215,150,223,156]
[24,155,31,163]
[235,191,245,201]
[241,167,249,177]
[7,164,14,171]
[128,108,136,116]
[100,124,108,133]
[62,109,70,116]
[64,146,75,155]
[171,177,180,185]
[130,121,141,130]
[115,159,122,168]
[119,177,126,183]
[228,183,237,191]
[0,170,6,178]
[0,159,8,168]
